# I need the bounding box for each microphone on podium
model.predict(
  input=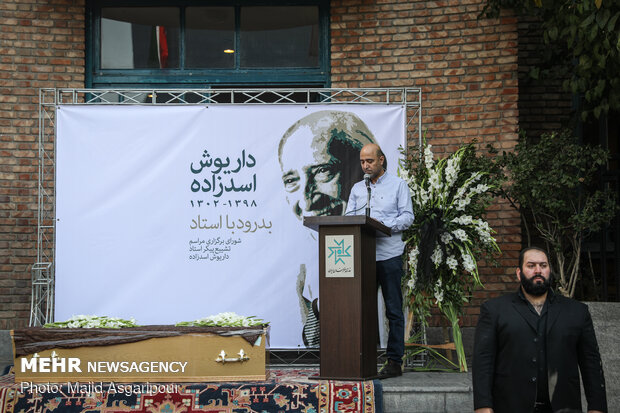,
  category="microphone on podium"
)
[364,174,371,217]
